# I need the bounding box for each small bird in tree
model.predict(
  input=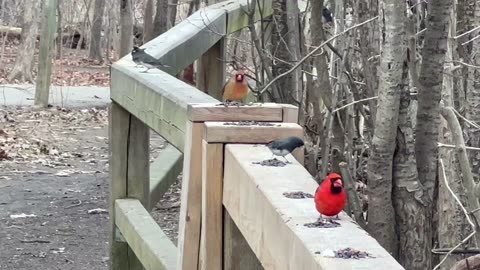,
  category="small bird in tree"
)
[314,173,347,223]
[131,46,171,73]
[222,69,249,105]
[322,7,334,23]
[266,136,304,163]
